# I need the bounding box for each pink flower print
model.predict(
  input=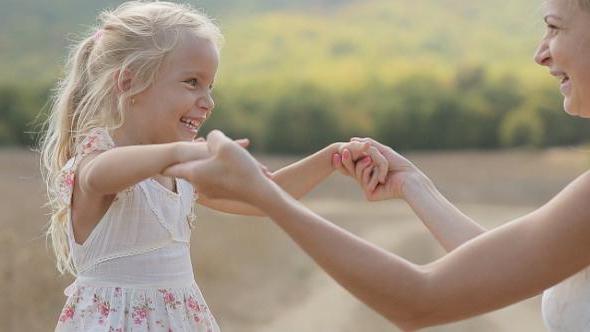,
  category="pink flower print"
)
[131,302,152,325]
[185,296,201,313]
[93,294,112,325]
[64,171,75,188]
[159,289,181,310]
[58,304,75,322]
[83,136,98,154]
